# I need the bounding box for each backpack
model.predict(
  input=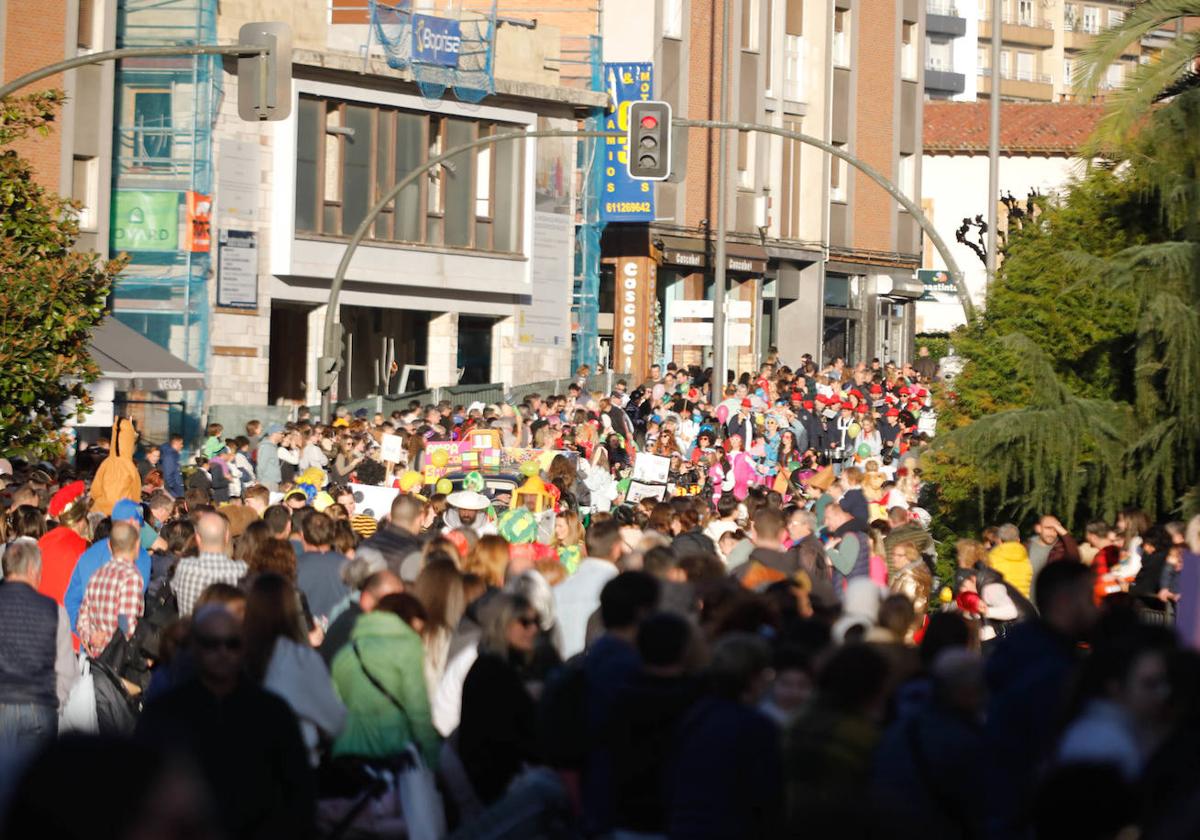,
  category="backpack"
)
[535,654,589,770]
